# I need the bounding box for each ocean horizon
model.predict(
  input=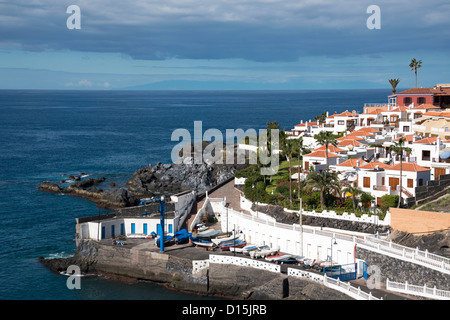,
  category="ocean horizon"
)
[0,89,391,299]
